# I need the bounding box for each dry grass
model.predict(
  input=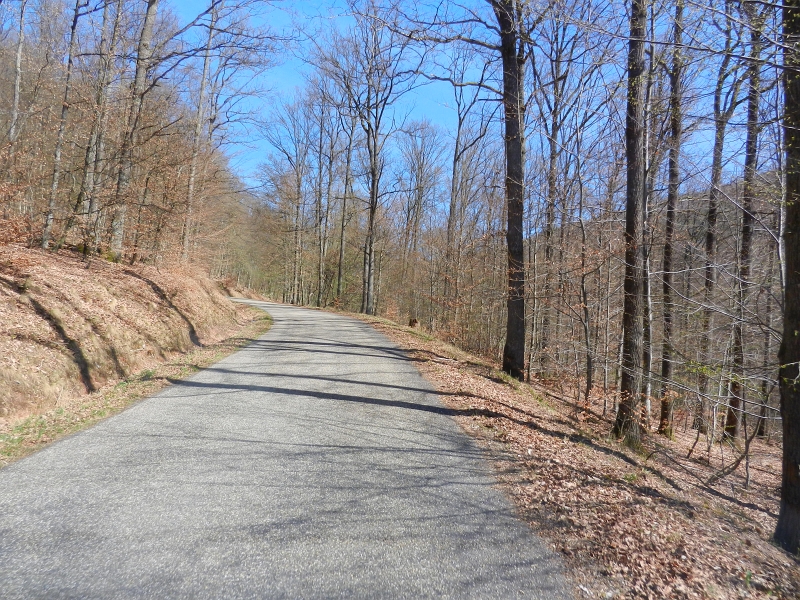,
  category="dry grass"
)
[0,307,270,467]
[0,245,255,422]
[0,244,272,465]
[352,312,800,600]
